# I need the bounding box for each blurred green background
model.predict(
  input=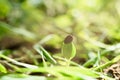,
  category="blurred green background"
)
[0,0,120,64]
